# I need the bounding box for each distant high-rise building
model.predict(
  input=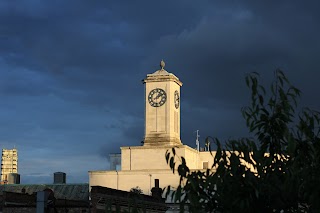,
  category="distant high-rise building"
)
[1,148,18,183]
